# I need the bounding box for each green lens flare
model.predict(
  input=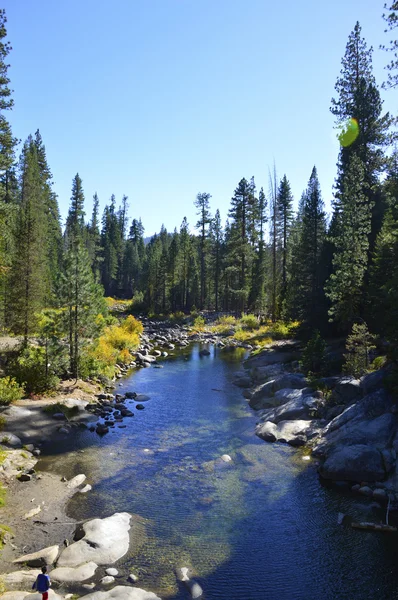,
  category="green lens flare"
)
[338,118,359,147]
